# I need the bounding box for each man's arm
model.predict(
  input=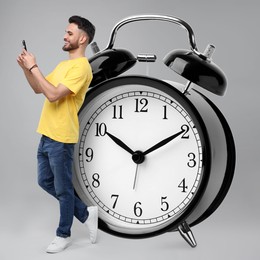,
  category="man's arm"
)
[17,50,72,102]
[23,68,42,94]
[29,66,73,102]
